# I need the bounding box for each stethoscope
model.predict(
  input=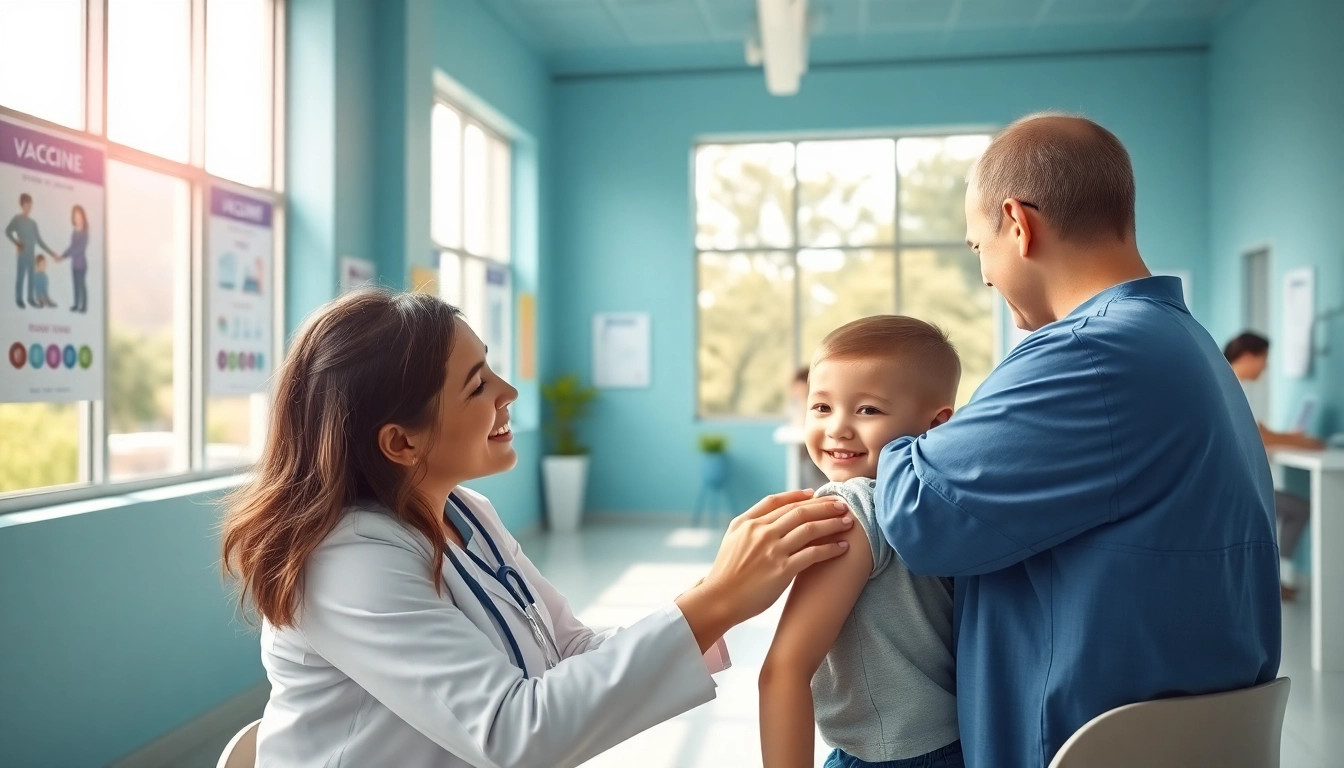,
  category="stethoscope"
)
[443,493,561,678]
